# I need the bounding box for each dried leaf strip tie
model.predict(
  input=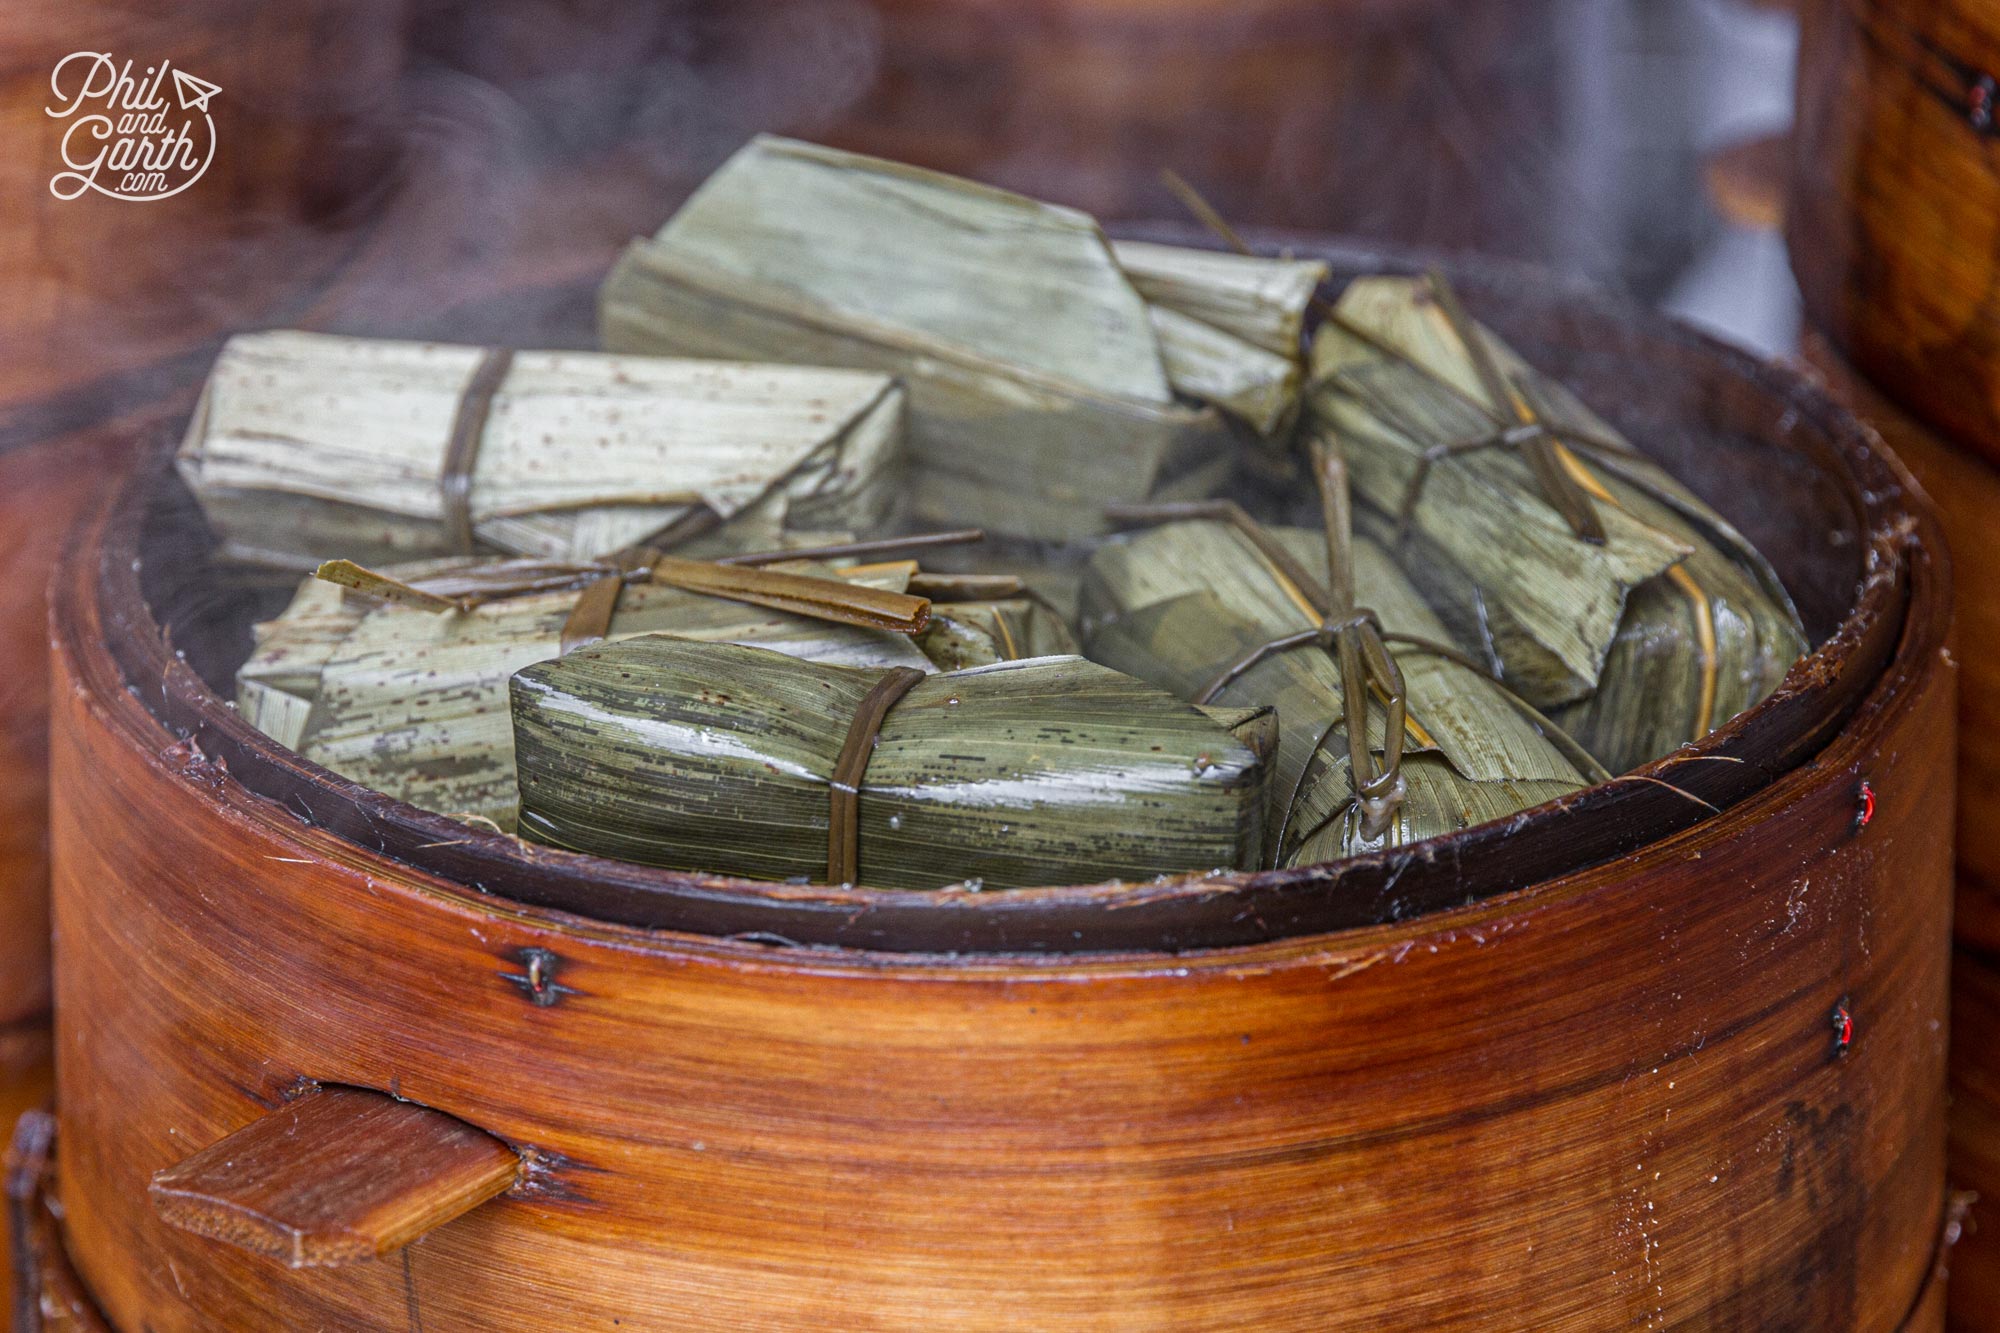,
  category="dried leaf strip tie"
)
[643,556,931,634]
[559,574,626,654]
[1306,272,1806,772]
[1392,276,1727,746]
[1162,169,1751,750]
[827,666,927,884]
[440,348,516,555]
[1421,272,1606,545]
[1157,170,1616,550]
[320,535,947,641]
[1108,488,1412,845]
